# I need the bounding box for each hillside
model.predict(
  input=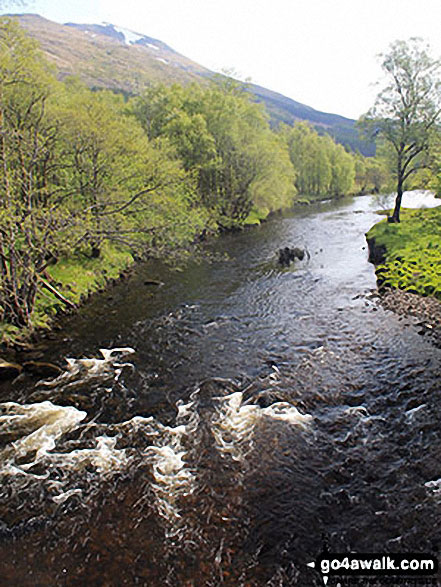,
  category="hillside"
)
[12,14,372,154]
[248,83,371,154]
